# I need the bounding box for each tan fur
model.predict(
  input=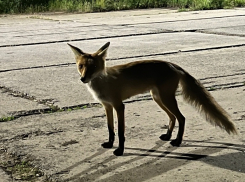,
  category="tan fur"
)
[68,42,237,156]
